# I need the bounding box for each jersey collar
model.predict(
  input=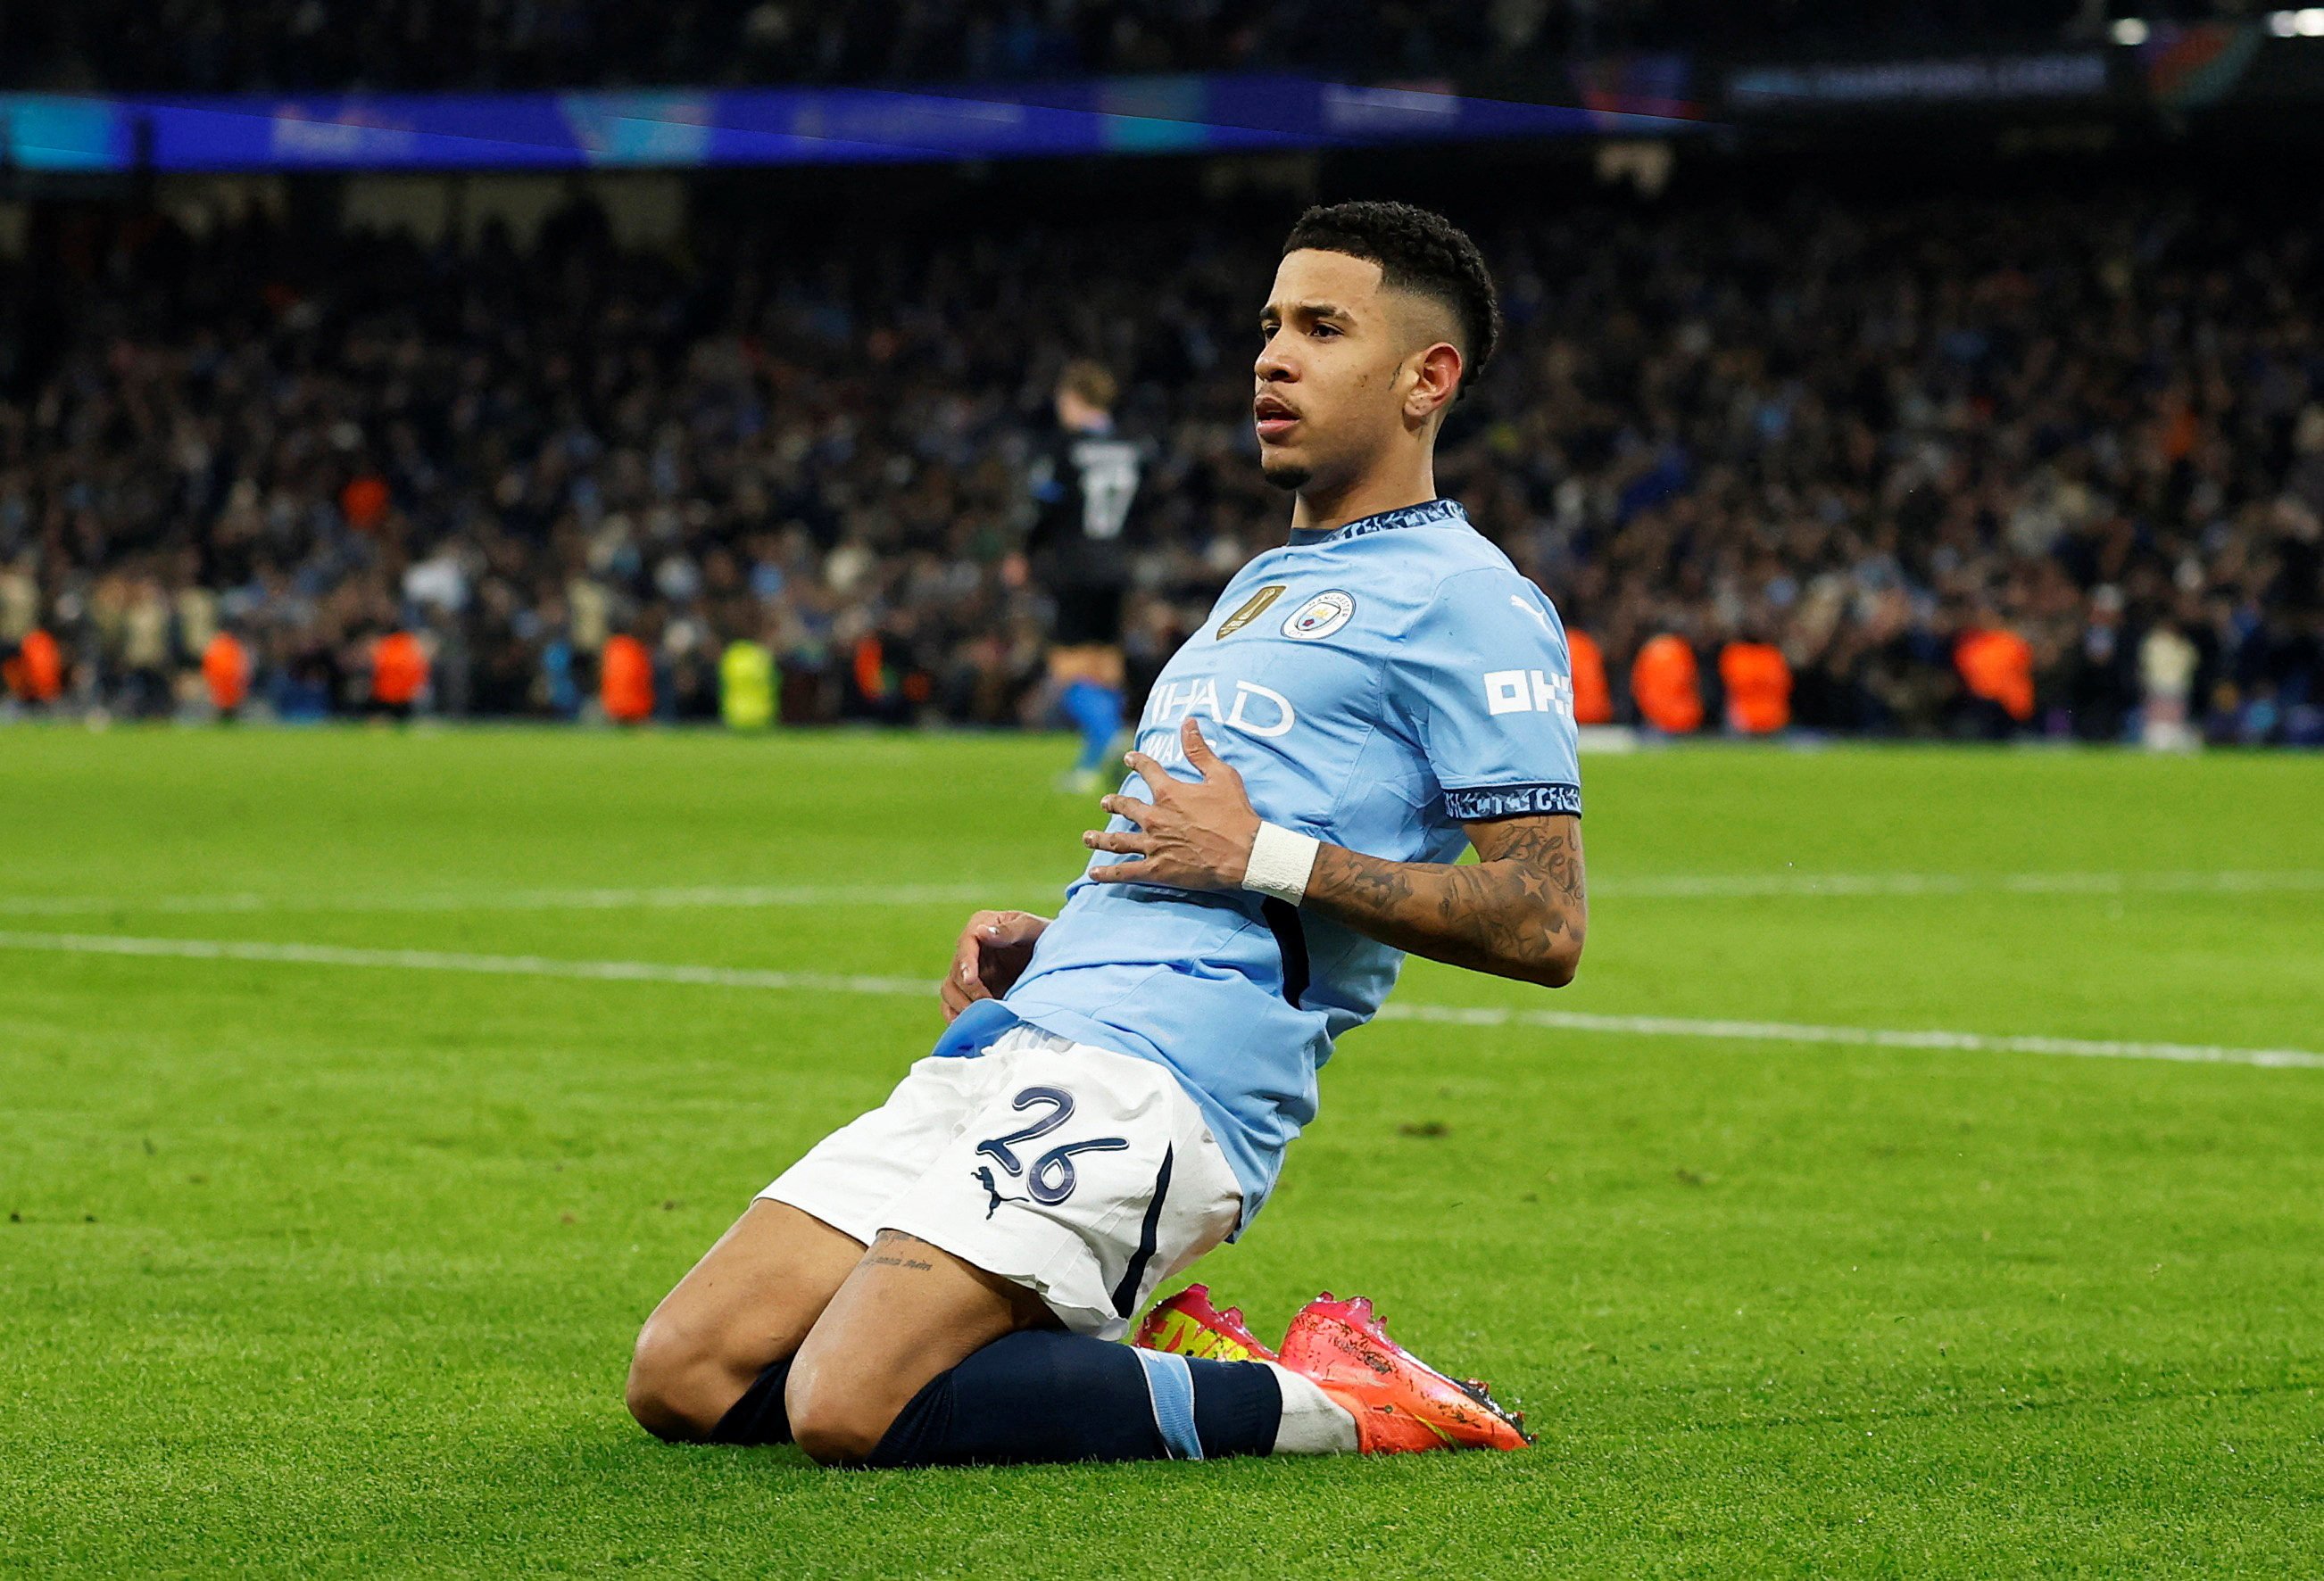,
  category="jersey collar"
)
[1287,497,1469,546]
